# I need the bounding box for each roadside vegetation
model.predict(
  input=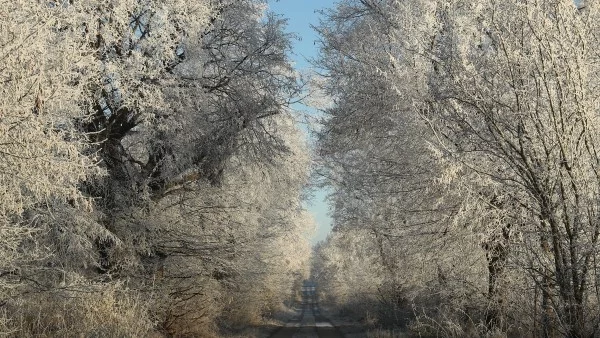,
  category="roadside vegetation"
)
[312,1,600,337]
[0,0,312,336]
[5,0,600,337]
